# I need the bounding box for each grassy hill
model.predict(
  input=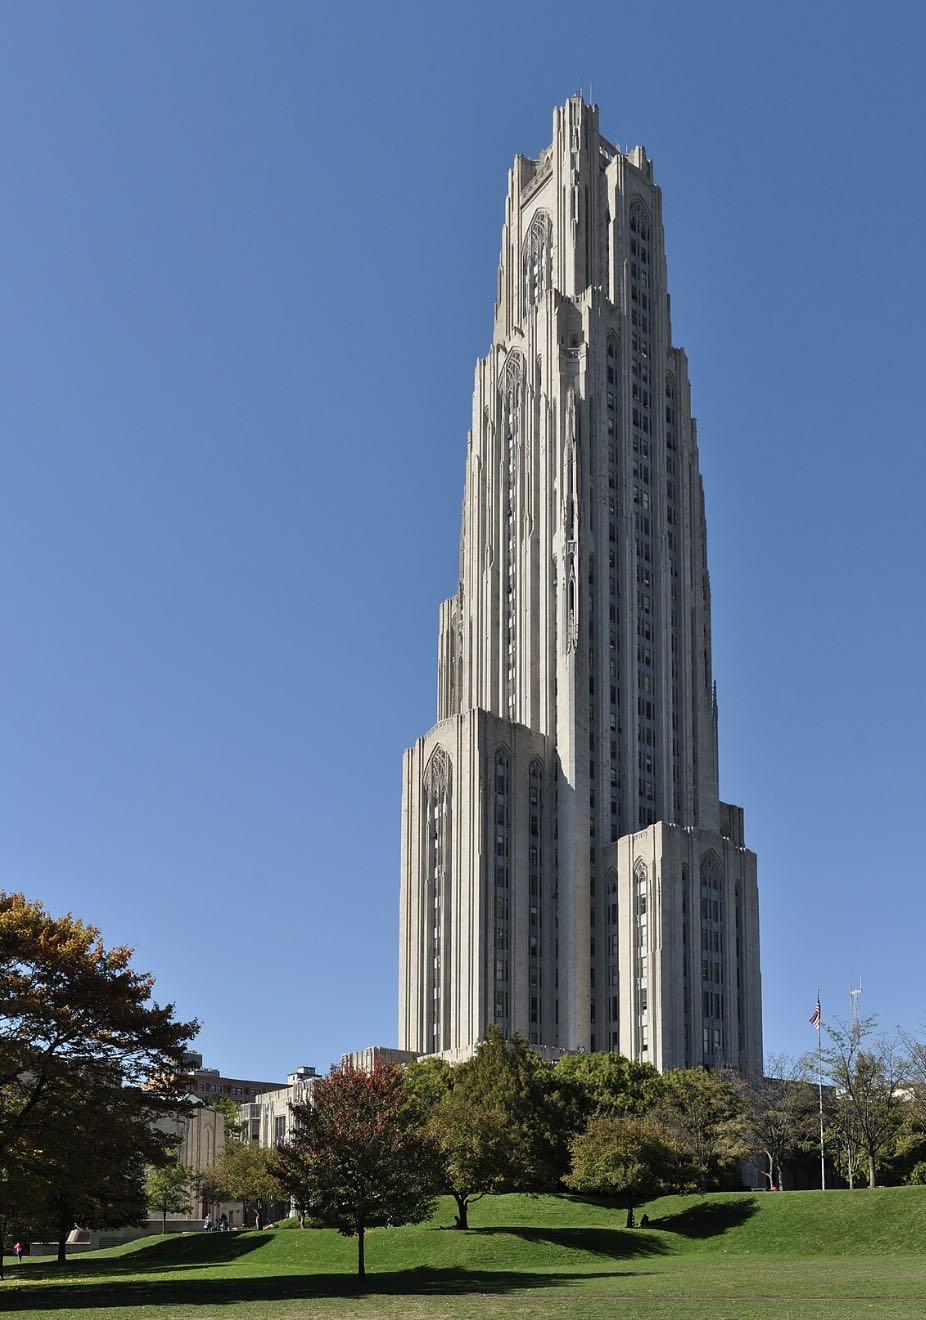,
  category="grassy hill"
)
[50,1186,926,1269]
[4,1189,926,1320]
